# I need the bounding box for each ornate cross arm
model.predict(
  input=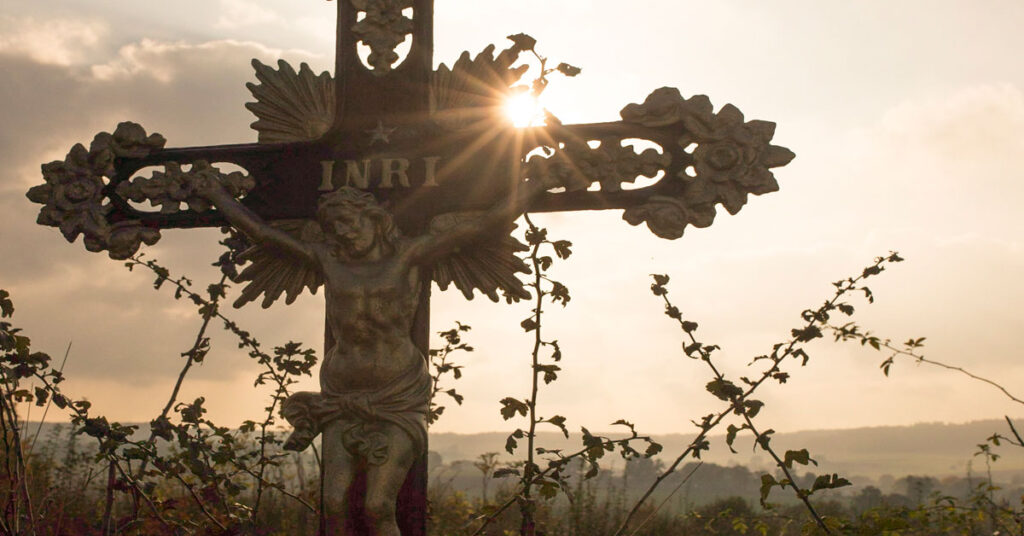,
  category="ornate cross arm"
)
[22,39,532,261]
[521,88,795,239]
[25,36,793,261]
[23,122,335,259]
[24,59,342,260]
[24,123,212,259]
